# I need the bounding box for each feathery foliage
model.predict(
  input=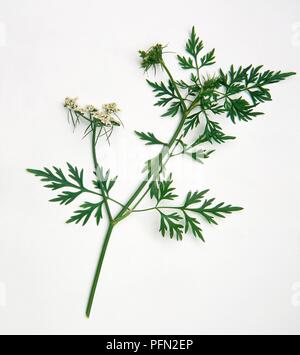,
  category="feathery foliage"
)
[27,164,113,226]
[135,131,167,146]
[148,177,243,241]
[27,26,295,318]
[67,202,104,226]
